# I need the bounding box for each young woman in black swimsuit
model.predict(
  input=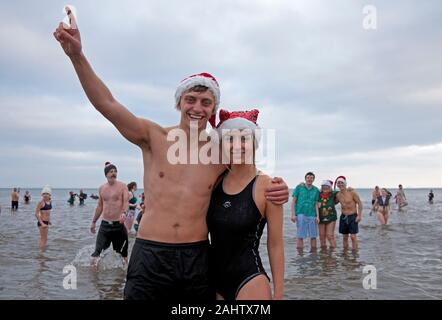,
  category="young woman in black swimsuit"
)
[207,109,284,300]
